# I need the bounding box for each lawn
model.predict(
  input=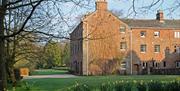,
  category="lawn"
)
[10,75,180,91]
[31,69,68,75]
